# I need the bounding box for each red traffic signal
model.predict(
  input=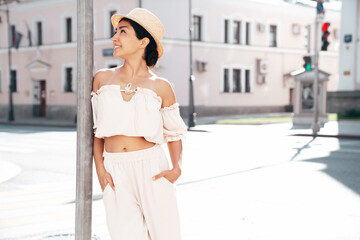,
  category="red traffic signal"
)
[322,22,330,32]
[321,22,330,51]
